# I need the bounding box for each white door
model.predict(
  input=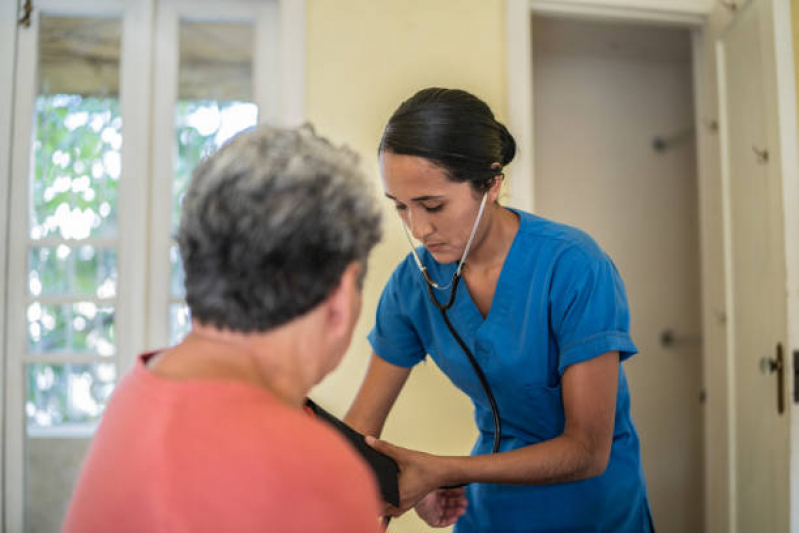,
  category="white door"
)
[531,17,703,532]
[717,0,790,530]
